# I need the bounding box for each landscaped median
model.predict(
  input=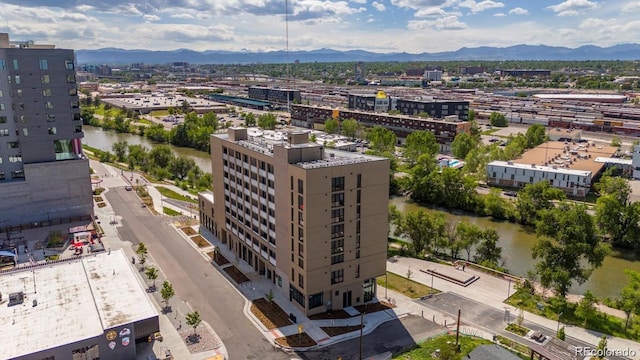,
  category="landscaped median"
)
[376,271,440,299]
